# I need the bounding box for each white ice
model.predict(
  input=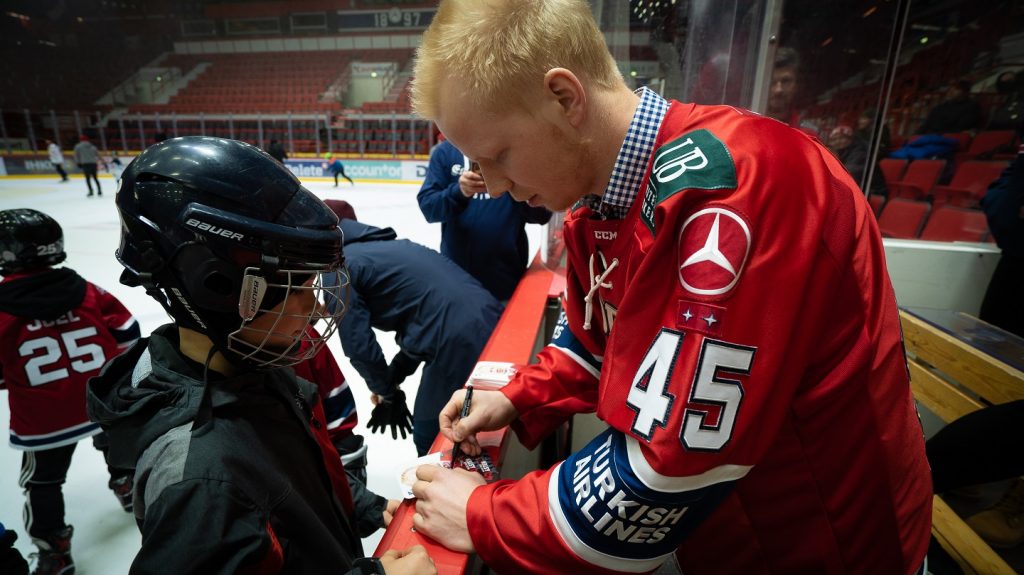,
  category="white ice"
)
[0,175,543,572]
